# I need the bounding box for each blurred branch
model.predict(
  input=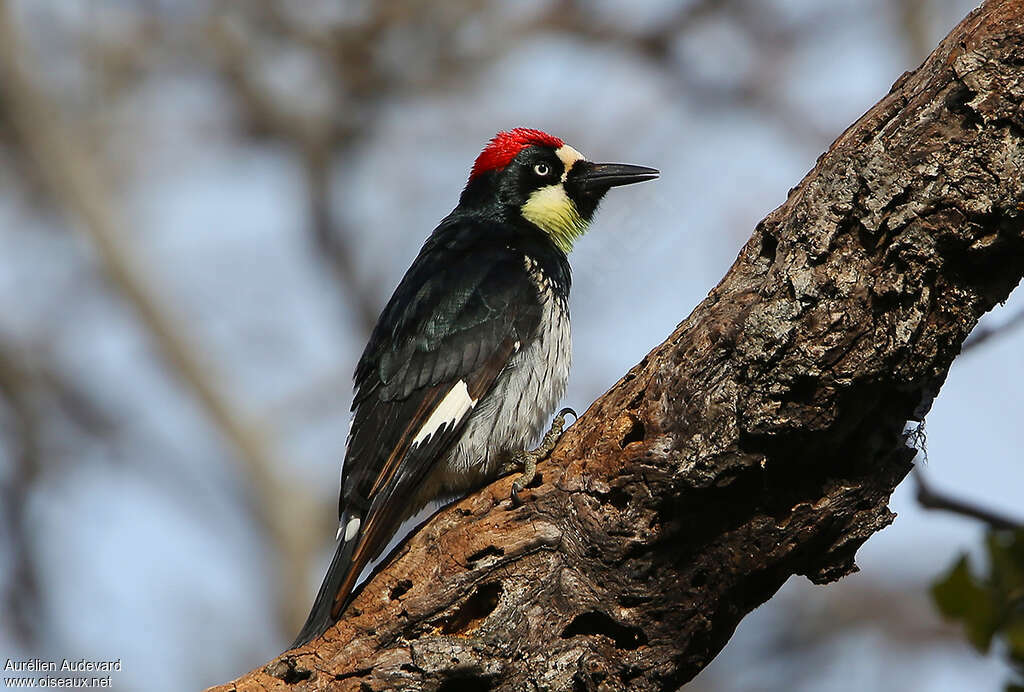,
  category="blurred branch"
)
[208,13,378,333]
[519,0,836,147]
[0,0,317,636]
[259,365,351,431]
[898,0,932,63]
[304,155,380,333]
[961,304,1024,352]
[914,467,1024,530]
[0,343,43,647]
